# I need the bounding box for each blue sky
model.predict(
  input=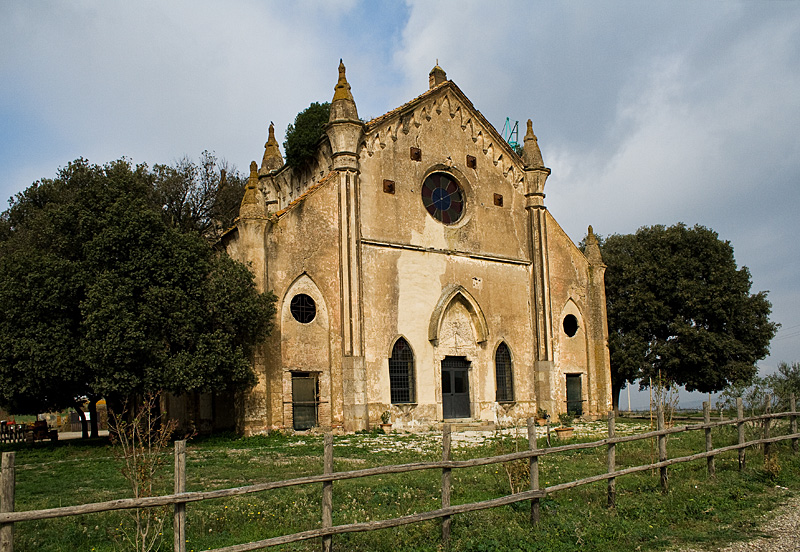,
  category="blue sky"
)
[2,1,798,408]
